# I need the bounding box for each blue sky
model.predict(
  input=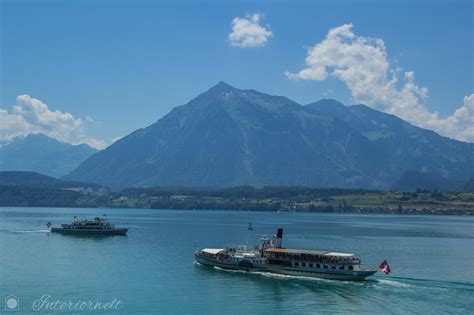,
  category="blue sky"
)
[1,0,473,148]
